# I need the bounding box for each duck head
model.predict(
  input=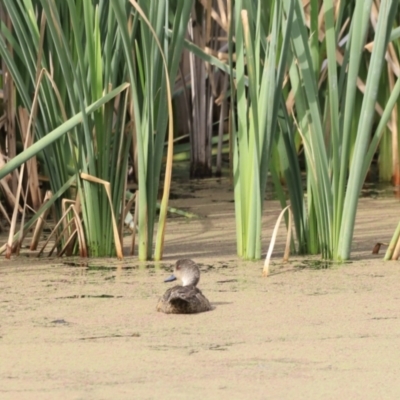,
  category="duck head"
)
[164,259,200,287]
